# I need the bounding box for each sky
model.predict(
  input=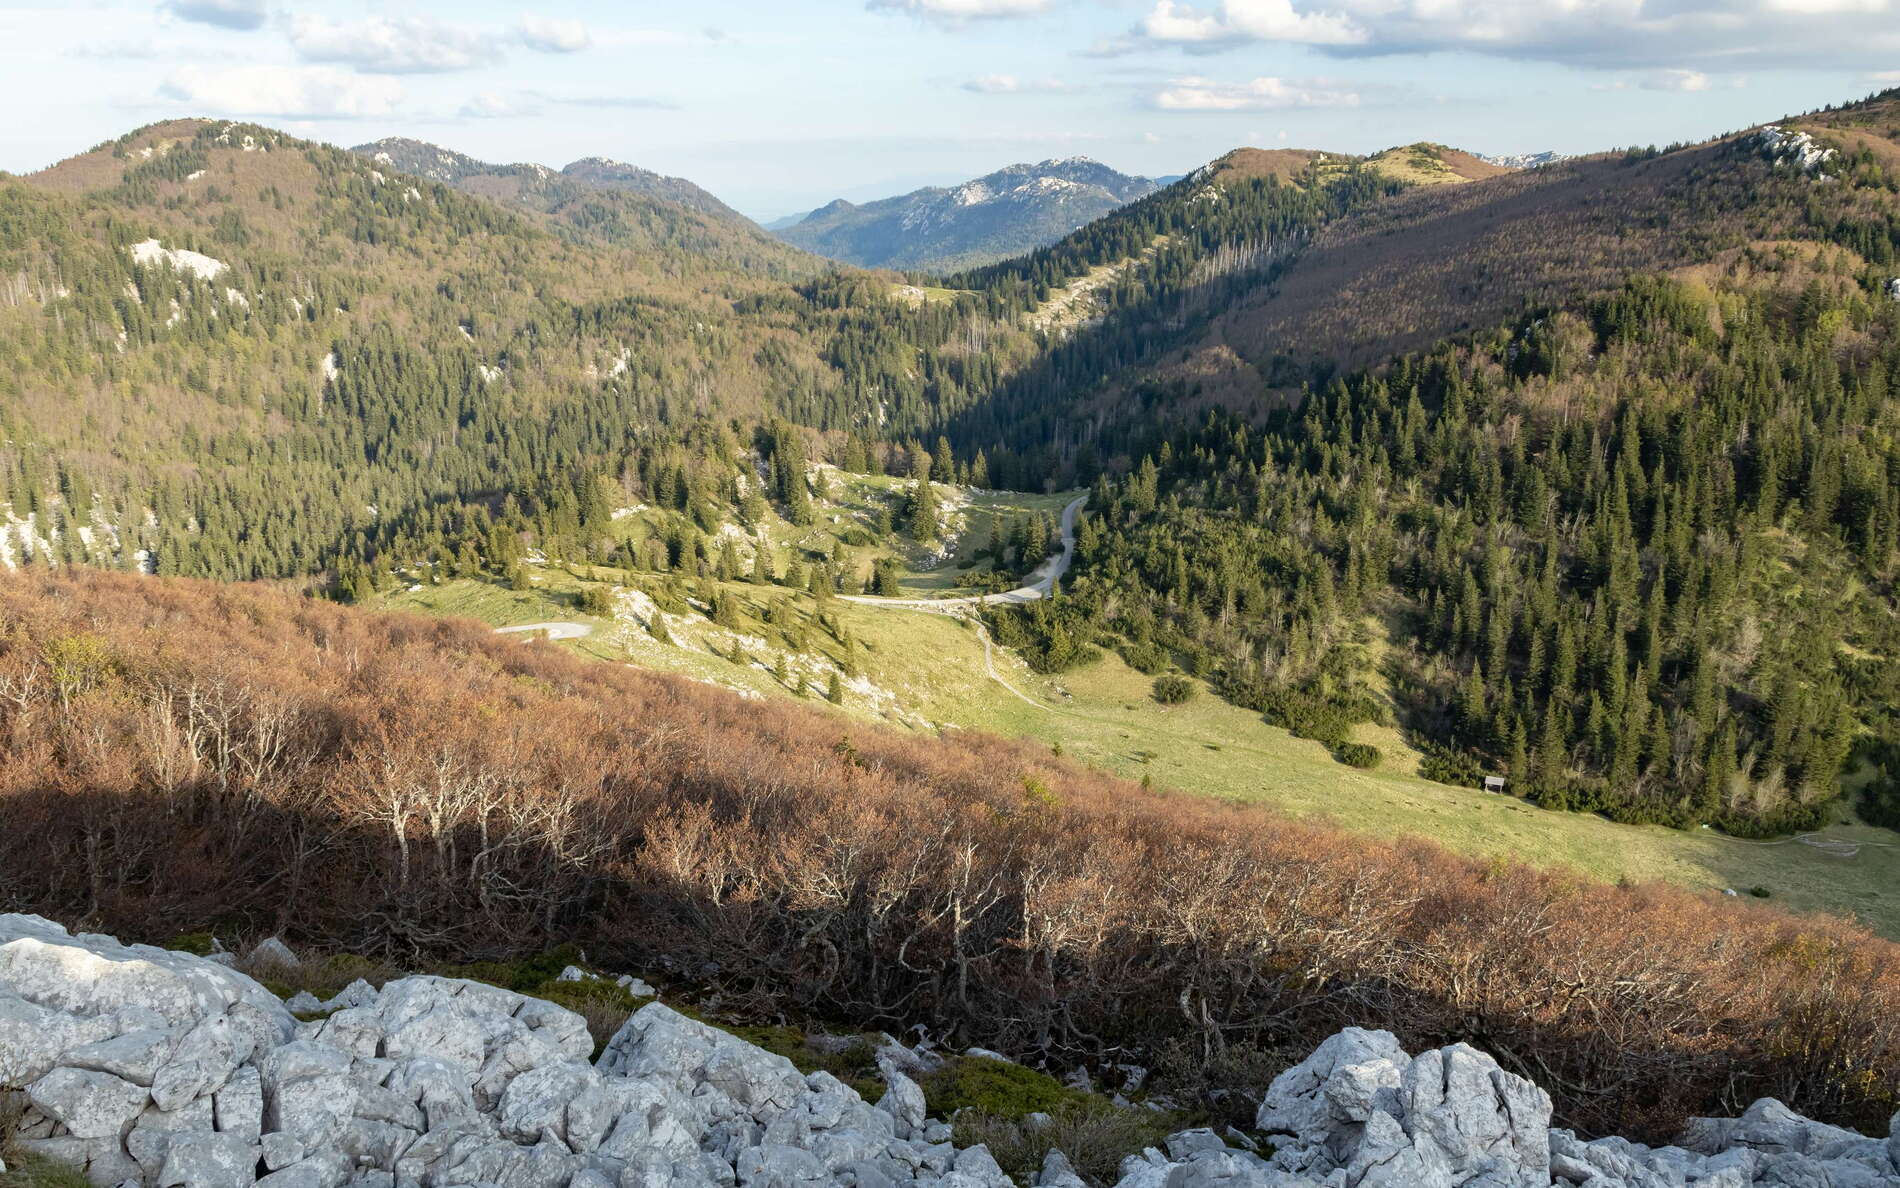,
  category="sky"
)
[1,1,1897,221]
